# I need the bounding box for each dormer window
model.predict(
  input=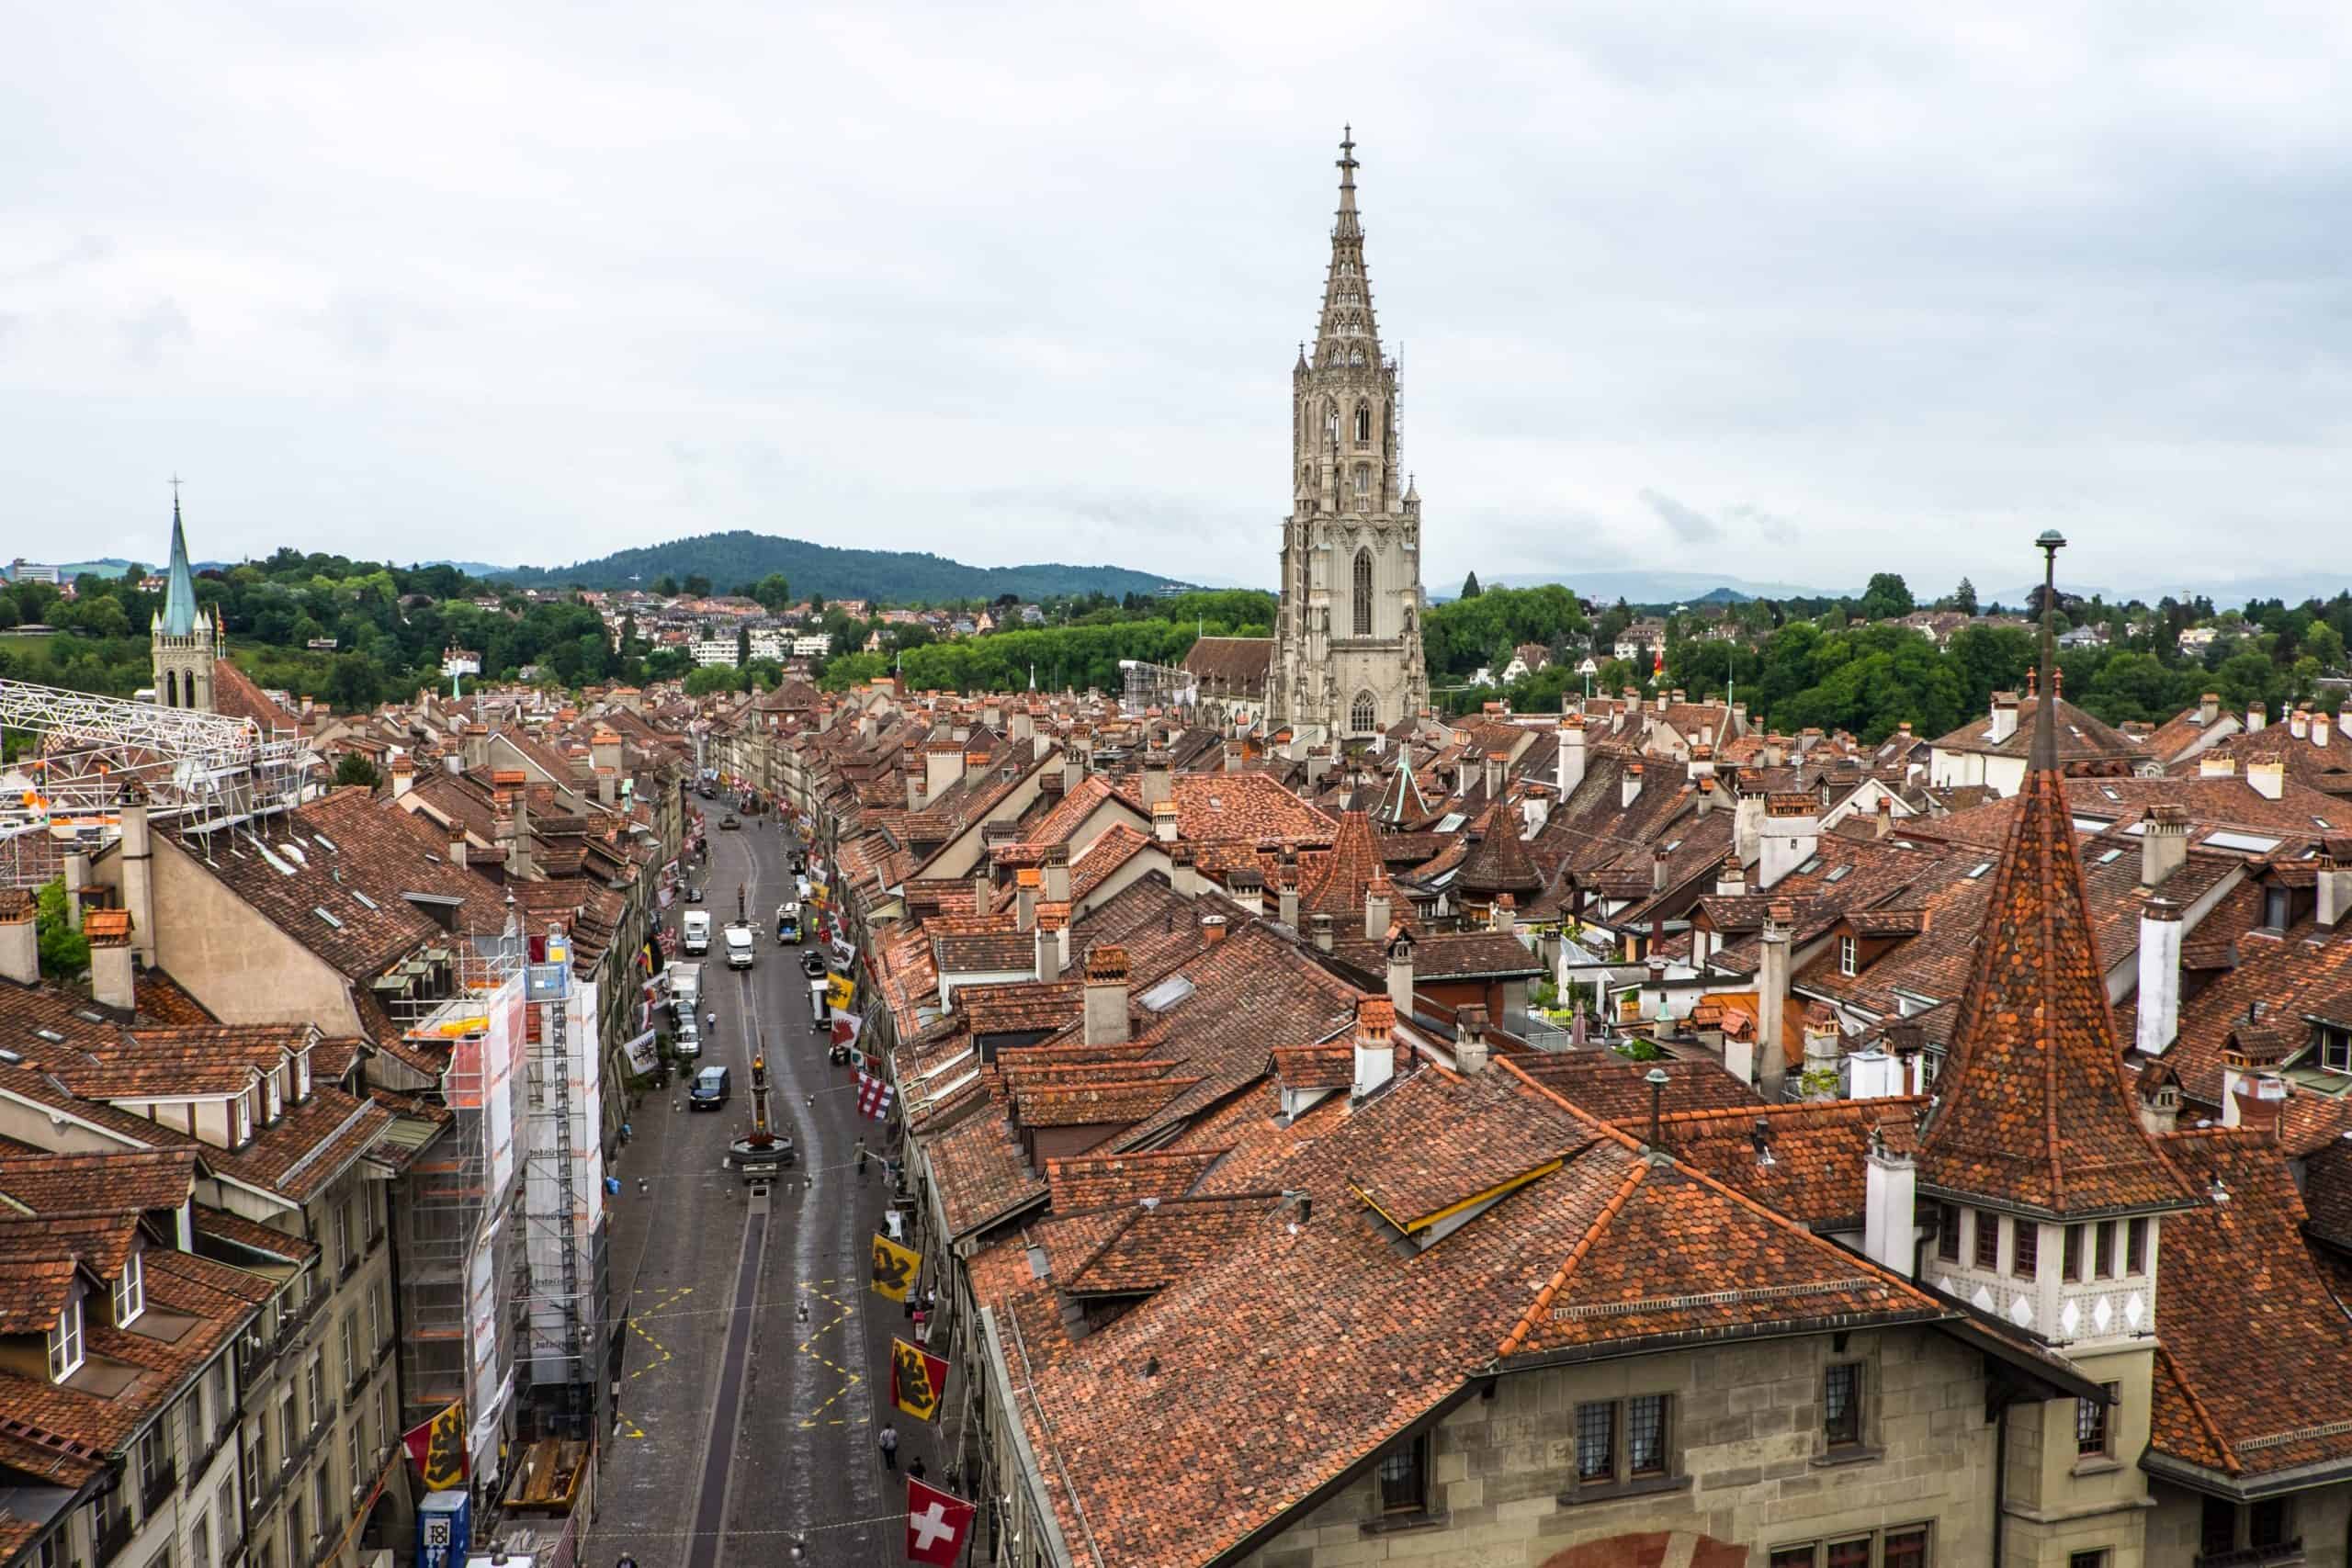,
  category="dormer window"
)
[295,1048,313,1099]
[2320,1024,2352,1076]
[266,1075,282,1122]
[235,1097,253,1146]
[1838,935,1859,977]
[48,1297,84,1382]
[113,1251,144,1326]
